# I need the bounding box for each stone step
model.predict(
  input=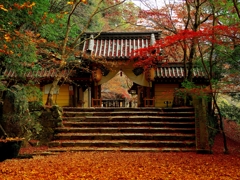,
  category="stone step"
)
[55,127,195,134]
[47,147,196,153]
[62,116,195,122]
[49,107,196,152]
[62,107,194,113]
[63,111,195,117]
[62,121,195,128]
[54,133,195,141]
[48,140,195,148]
